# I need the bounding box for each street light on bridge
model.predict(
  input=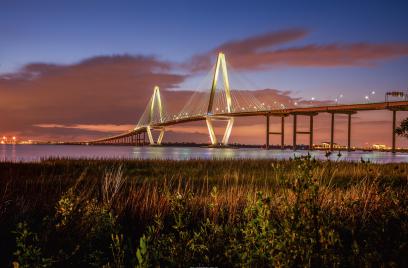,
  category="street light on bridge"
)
[335,93,344,105]
[365,90,376,102]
